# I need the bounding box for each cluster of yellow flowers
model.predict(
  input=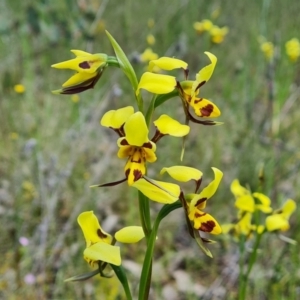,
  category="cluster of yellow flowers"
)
[193,19,229,44]
[260,37,300,62]
[52,38,223,268]
[222,179,296,239]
